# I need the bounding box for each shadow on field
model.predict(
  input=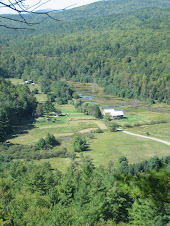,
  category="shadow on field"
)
[6,117,37,140]
[84,144,92,152]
